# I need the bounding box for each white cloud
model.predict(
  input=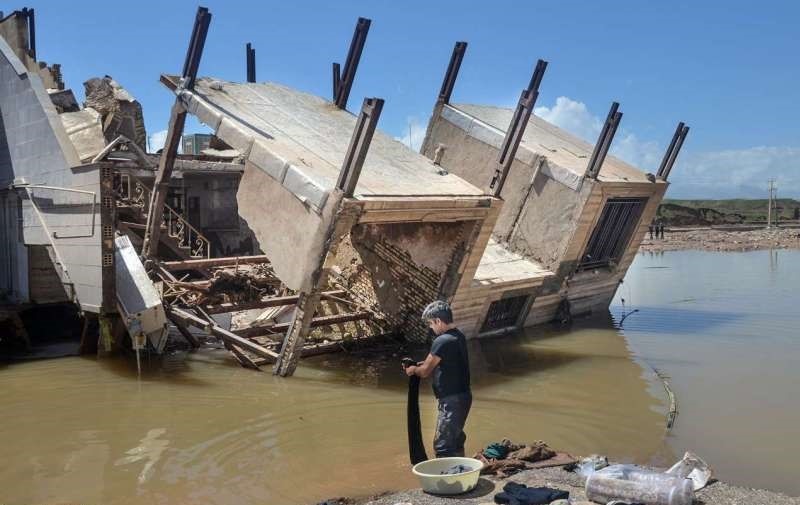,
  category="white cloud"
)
[534,96,602,142]
[395,117,428,152]
[534,96,662,171]
[611,132,662,173]
[148,130,167,153]
[533,96,800,199]
[670,147,800,199]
